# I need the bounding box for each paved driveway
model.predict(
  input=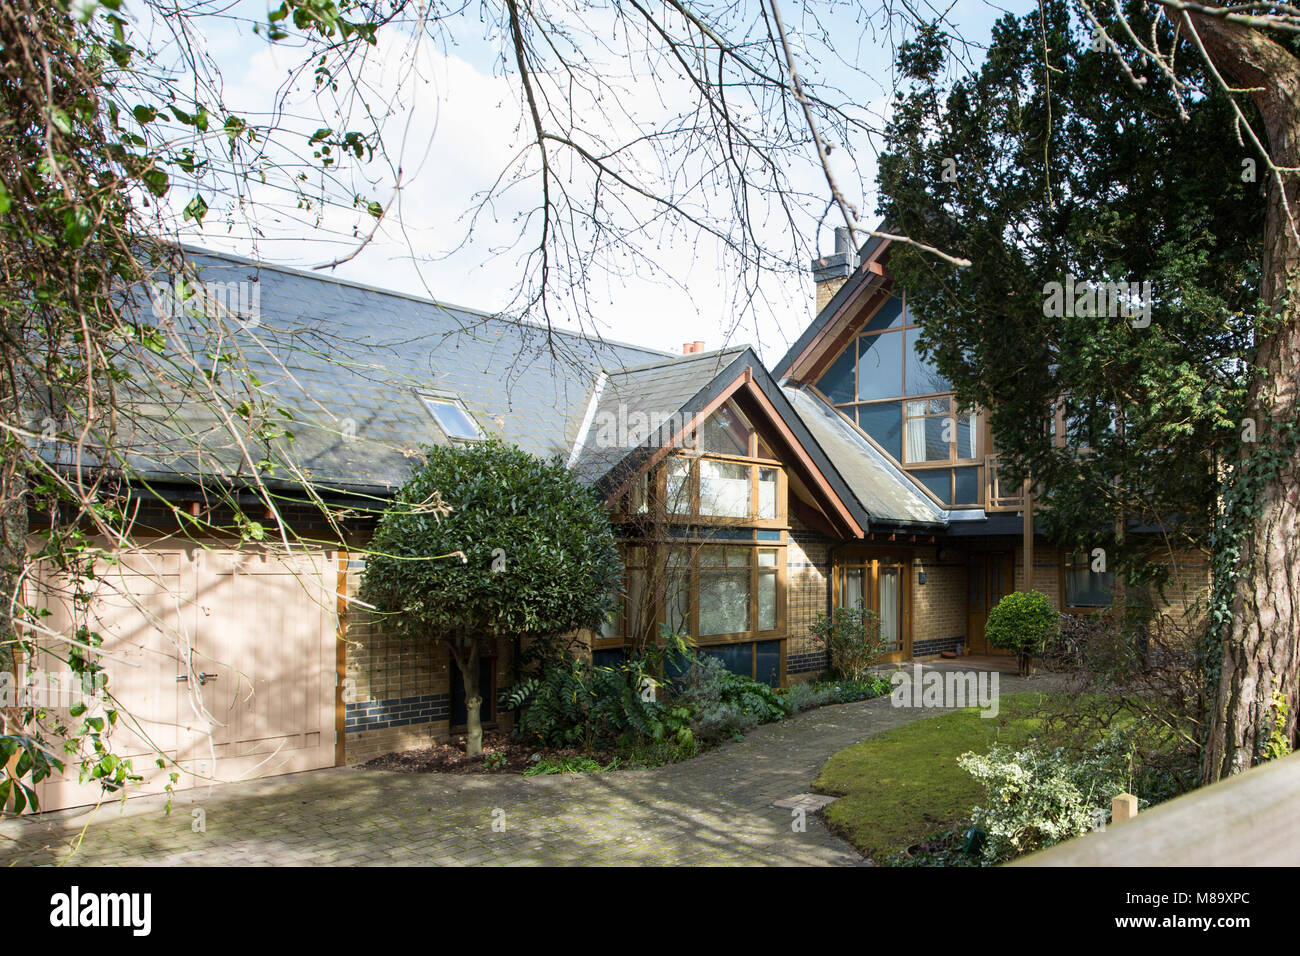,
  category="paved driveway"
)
[0,672,1038,866]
